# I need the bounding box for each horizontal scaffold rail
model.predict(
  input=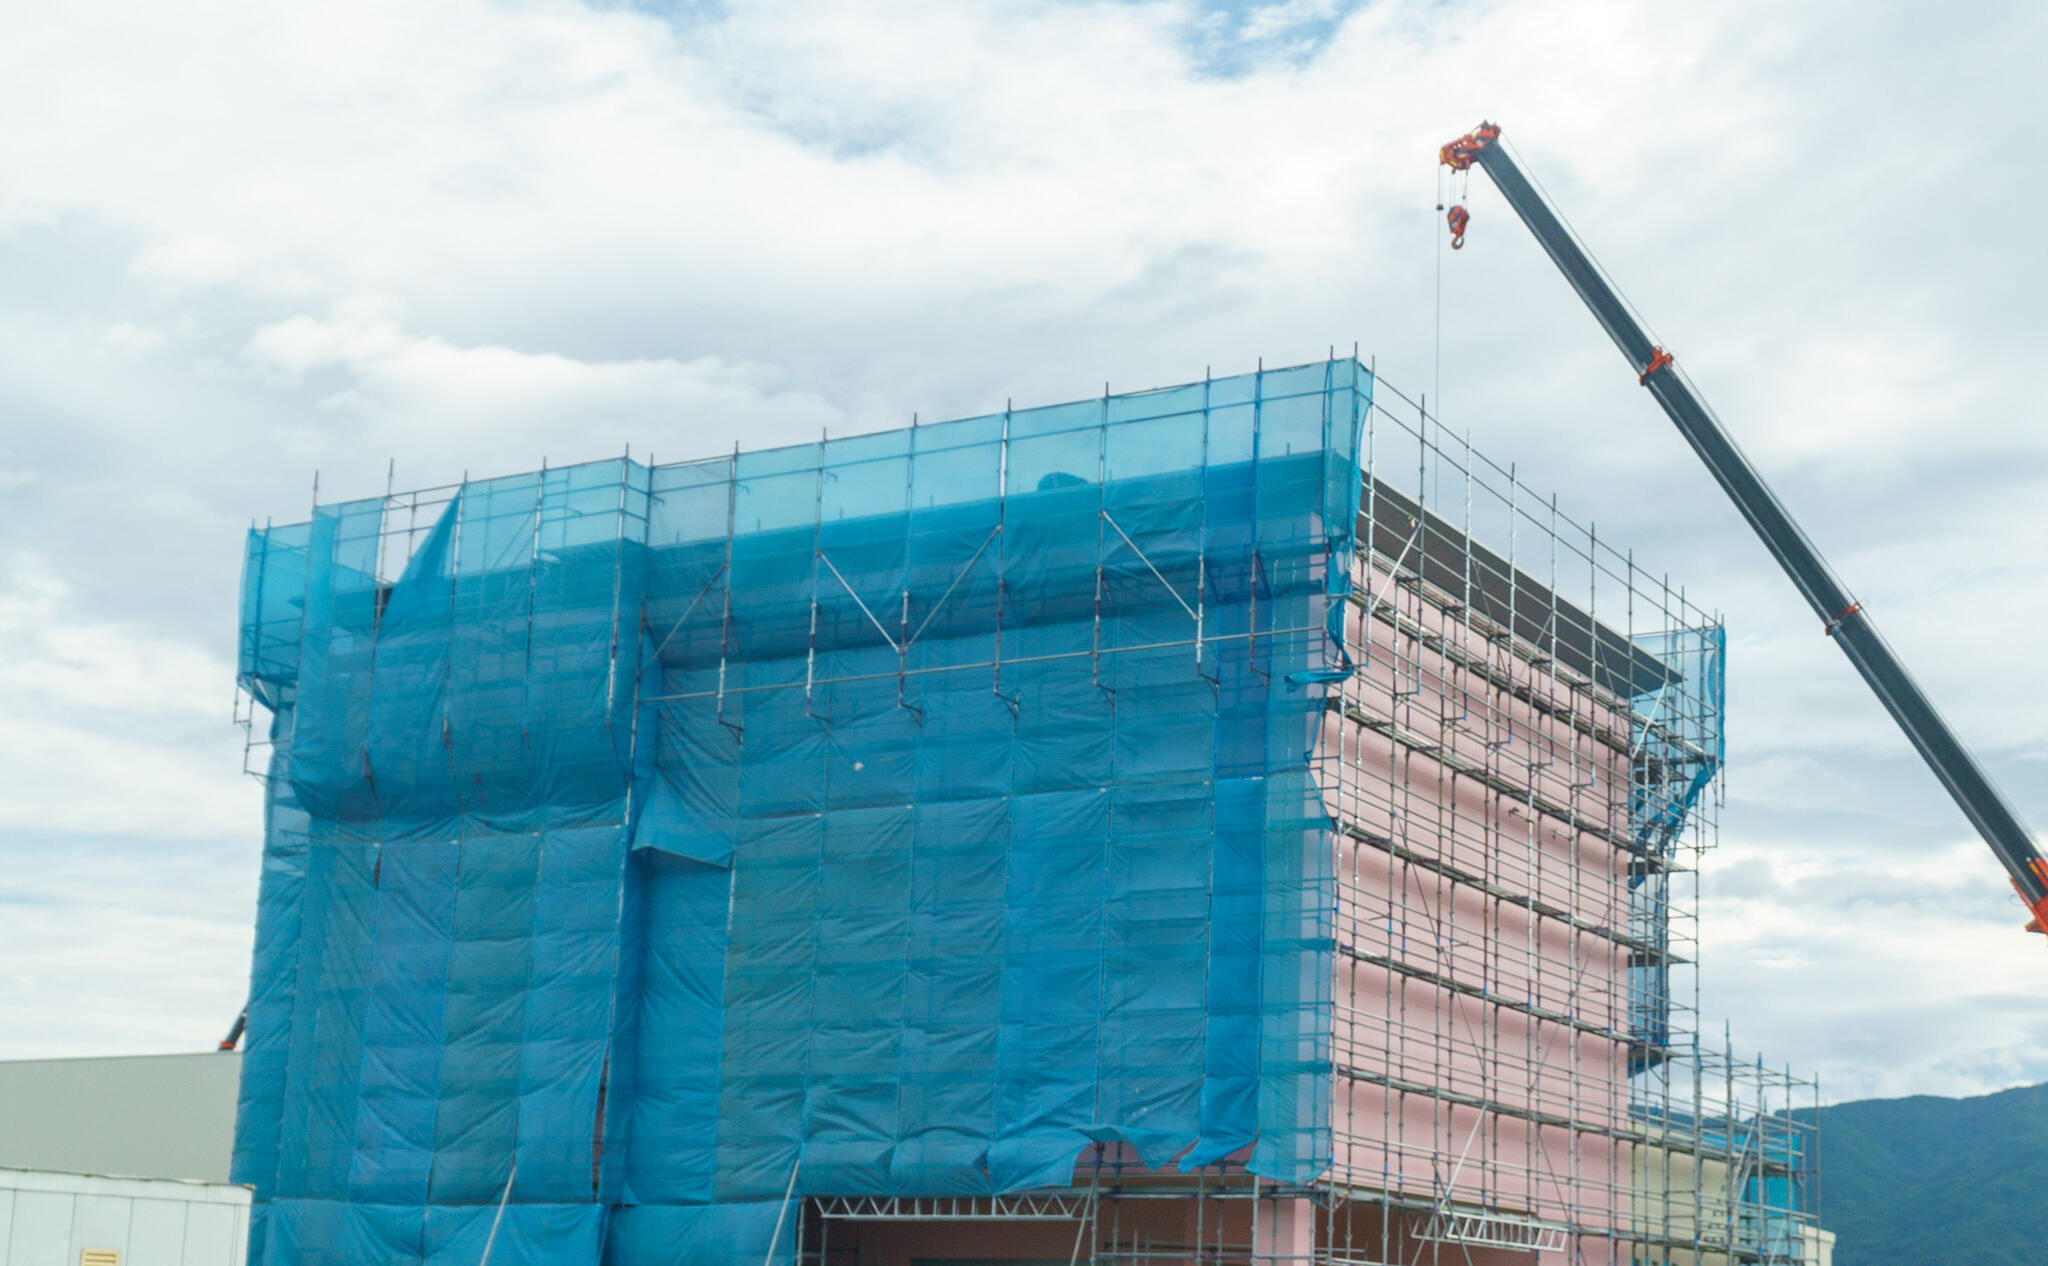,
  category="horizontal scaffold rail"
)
[1334,939,1629,1045]
[1350,553,1718,769]
[1339,819,1681,963]
[641,622,1332,704]
[1332,698,1672,868]
[1349,589,1630,762]
[1310,1179,1783,1262]
[1577,1222,1784,1262]
[1336,1061,1751,1163]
